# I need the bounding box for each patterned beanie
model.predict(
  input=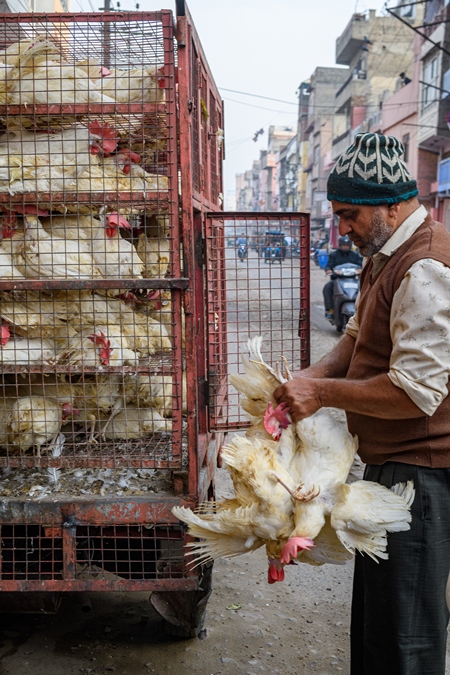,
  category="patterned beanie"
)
[327,133,418,205]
